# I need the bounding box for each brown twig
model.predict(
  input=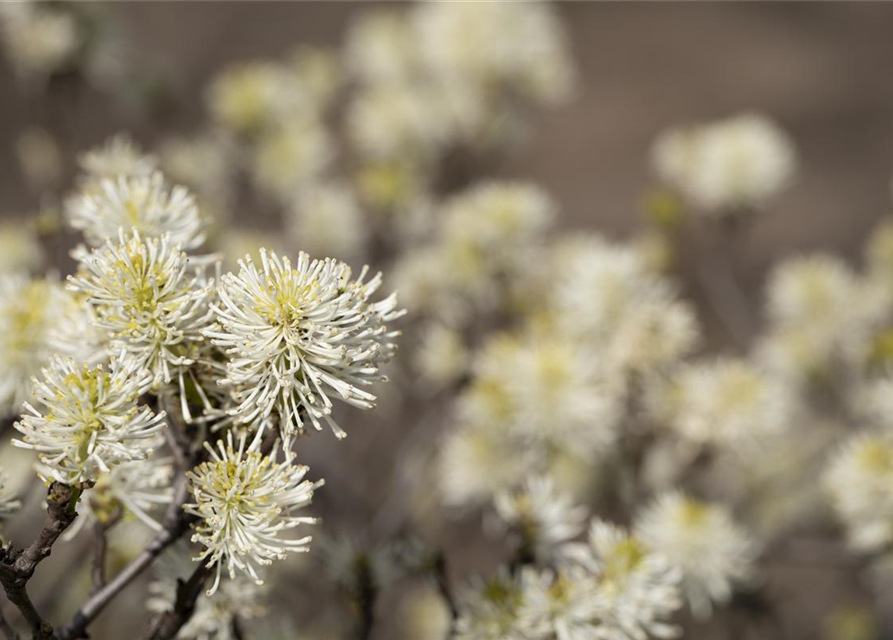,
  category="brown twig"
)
[432,551,458,624]
[139,558,212,640]
[89,522,108,596]
[0,483,82,640]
